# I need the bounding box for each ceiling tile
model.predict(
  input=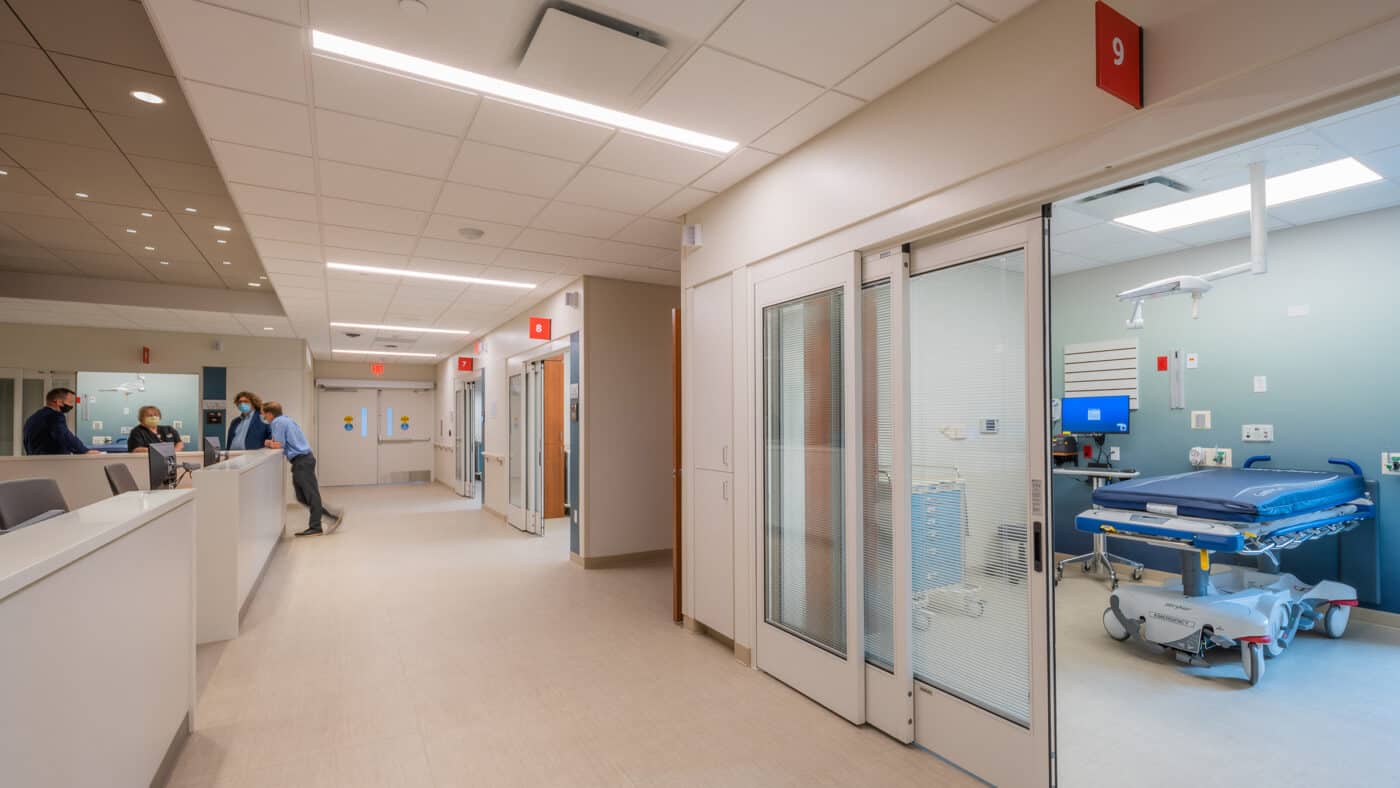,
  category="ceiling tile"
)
[0,4,33,47]
[322,247,408,268]
[447,141,579,199]
[531,202,636,239]
[0,191,81,220]
[321,225,418,255]
[588,133,724,185]
[466,98,613,163]
[1267,180,1400,226]
[613,217,681,249]
[317,160,442,212]
[203,0,303,26]
[751,92,864,155]
[0,43,81,105]
[1317,102,1400,156]
[230,183,318,222]
[128,156,227,196]
[145,258,223,287]
[159,188,241,221]
[49,54,184,118]
[245,214,321,245]
[692,148,778,192]
[960,0,1037,22]
[647,187,715,220]
[641,47,822,143]
[554,167,678,214]
[147,0,306,103]
[710,0,948,86]
[837,5,992,100]
[315,109,459,179]
[1051,220,1189,264]
[209,140,316,193]
[435,182,546,226]
[95,110,215,166]
[253,237,322,262]
[310,55,479,138]
[0,135,128,176]
[0,95,116,150]
[11,0,172,74]
[511,228,605,260]
[421,214,523,248]
[584,0,742,39]
[321,197,426,236]
[32,170,160,210]
[412,237,502,266]
[185,82,312,155]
